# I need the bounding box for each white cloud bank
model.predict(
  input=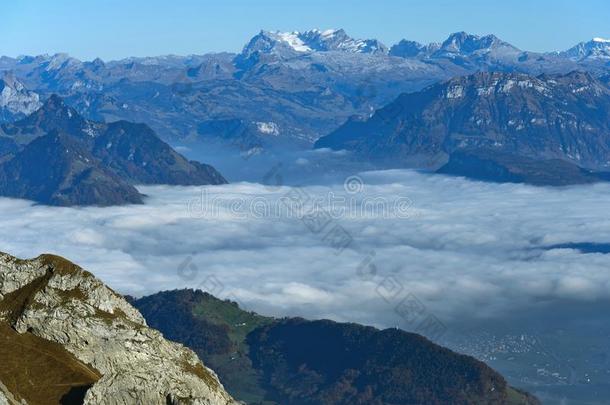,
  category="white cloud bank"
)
[2,169,610,332]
